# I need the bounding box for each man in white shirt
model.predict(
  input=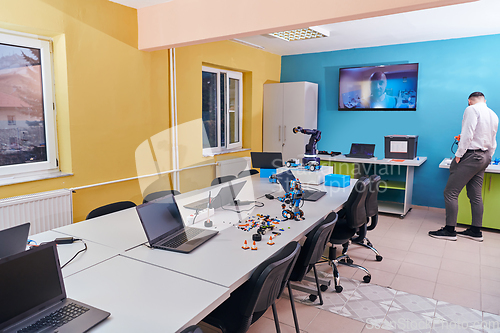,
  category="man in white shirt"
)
[430,92,498,241]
